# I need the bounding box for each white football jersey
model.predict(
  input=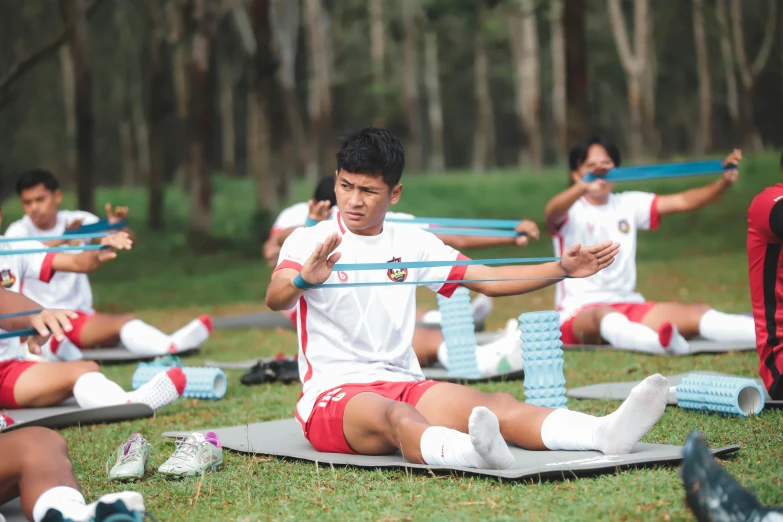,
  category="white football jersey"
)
[275,212,468,429]
[551,191,659,322]
[4,210,100,312]
[0,241,54,361]
[270,202,418,234]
